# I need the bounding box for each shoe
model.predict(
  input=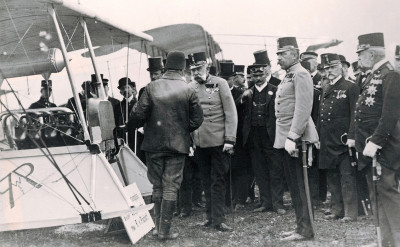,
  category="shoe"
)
[215,223,233,232]
[324,214,340,220]
[281,230,296,237]
[276,208,287,215]
[253,206,267,212]
[158,200,179,240]
[339,216,356,223]
[234,204,245,211]
[280,232,312,241]
[193,202,206,208]
[201,220,212,227]
[179,212,191,218]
